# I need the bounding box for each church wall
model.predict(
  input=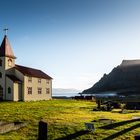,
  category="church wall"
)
[0,57,6,100]
[5,57,15,70]
[23,76,52,101]
[13,83,19,101]
[5,77,14,100]
[6,78,22,101]
[14,69,24,100]
[6,67,15,75]
[0,56,16,100]
[49,79,52,99]
[14,69,24,81]
[18,83,22,100]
